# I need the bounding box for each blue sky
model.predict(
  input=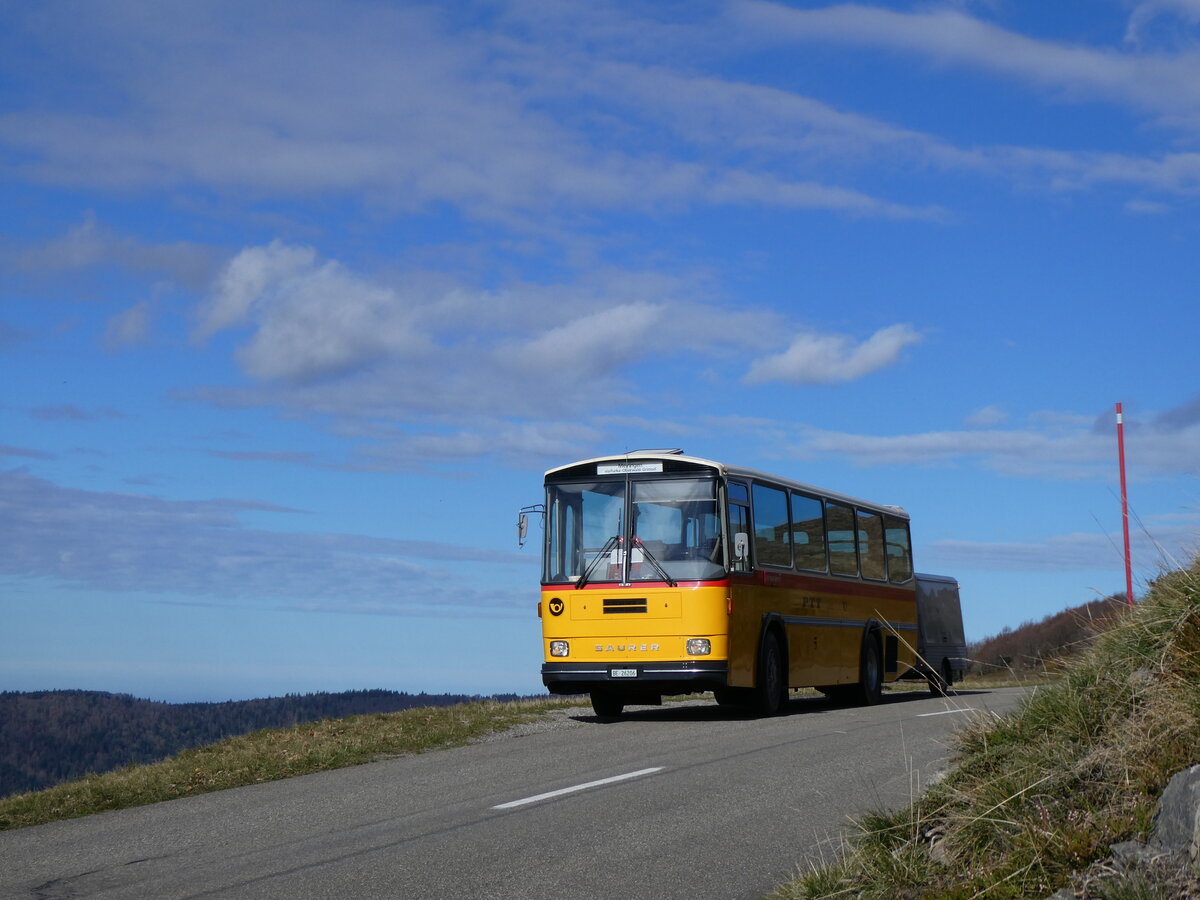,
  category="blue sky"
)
[3,0,1199,702]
